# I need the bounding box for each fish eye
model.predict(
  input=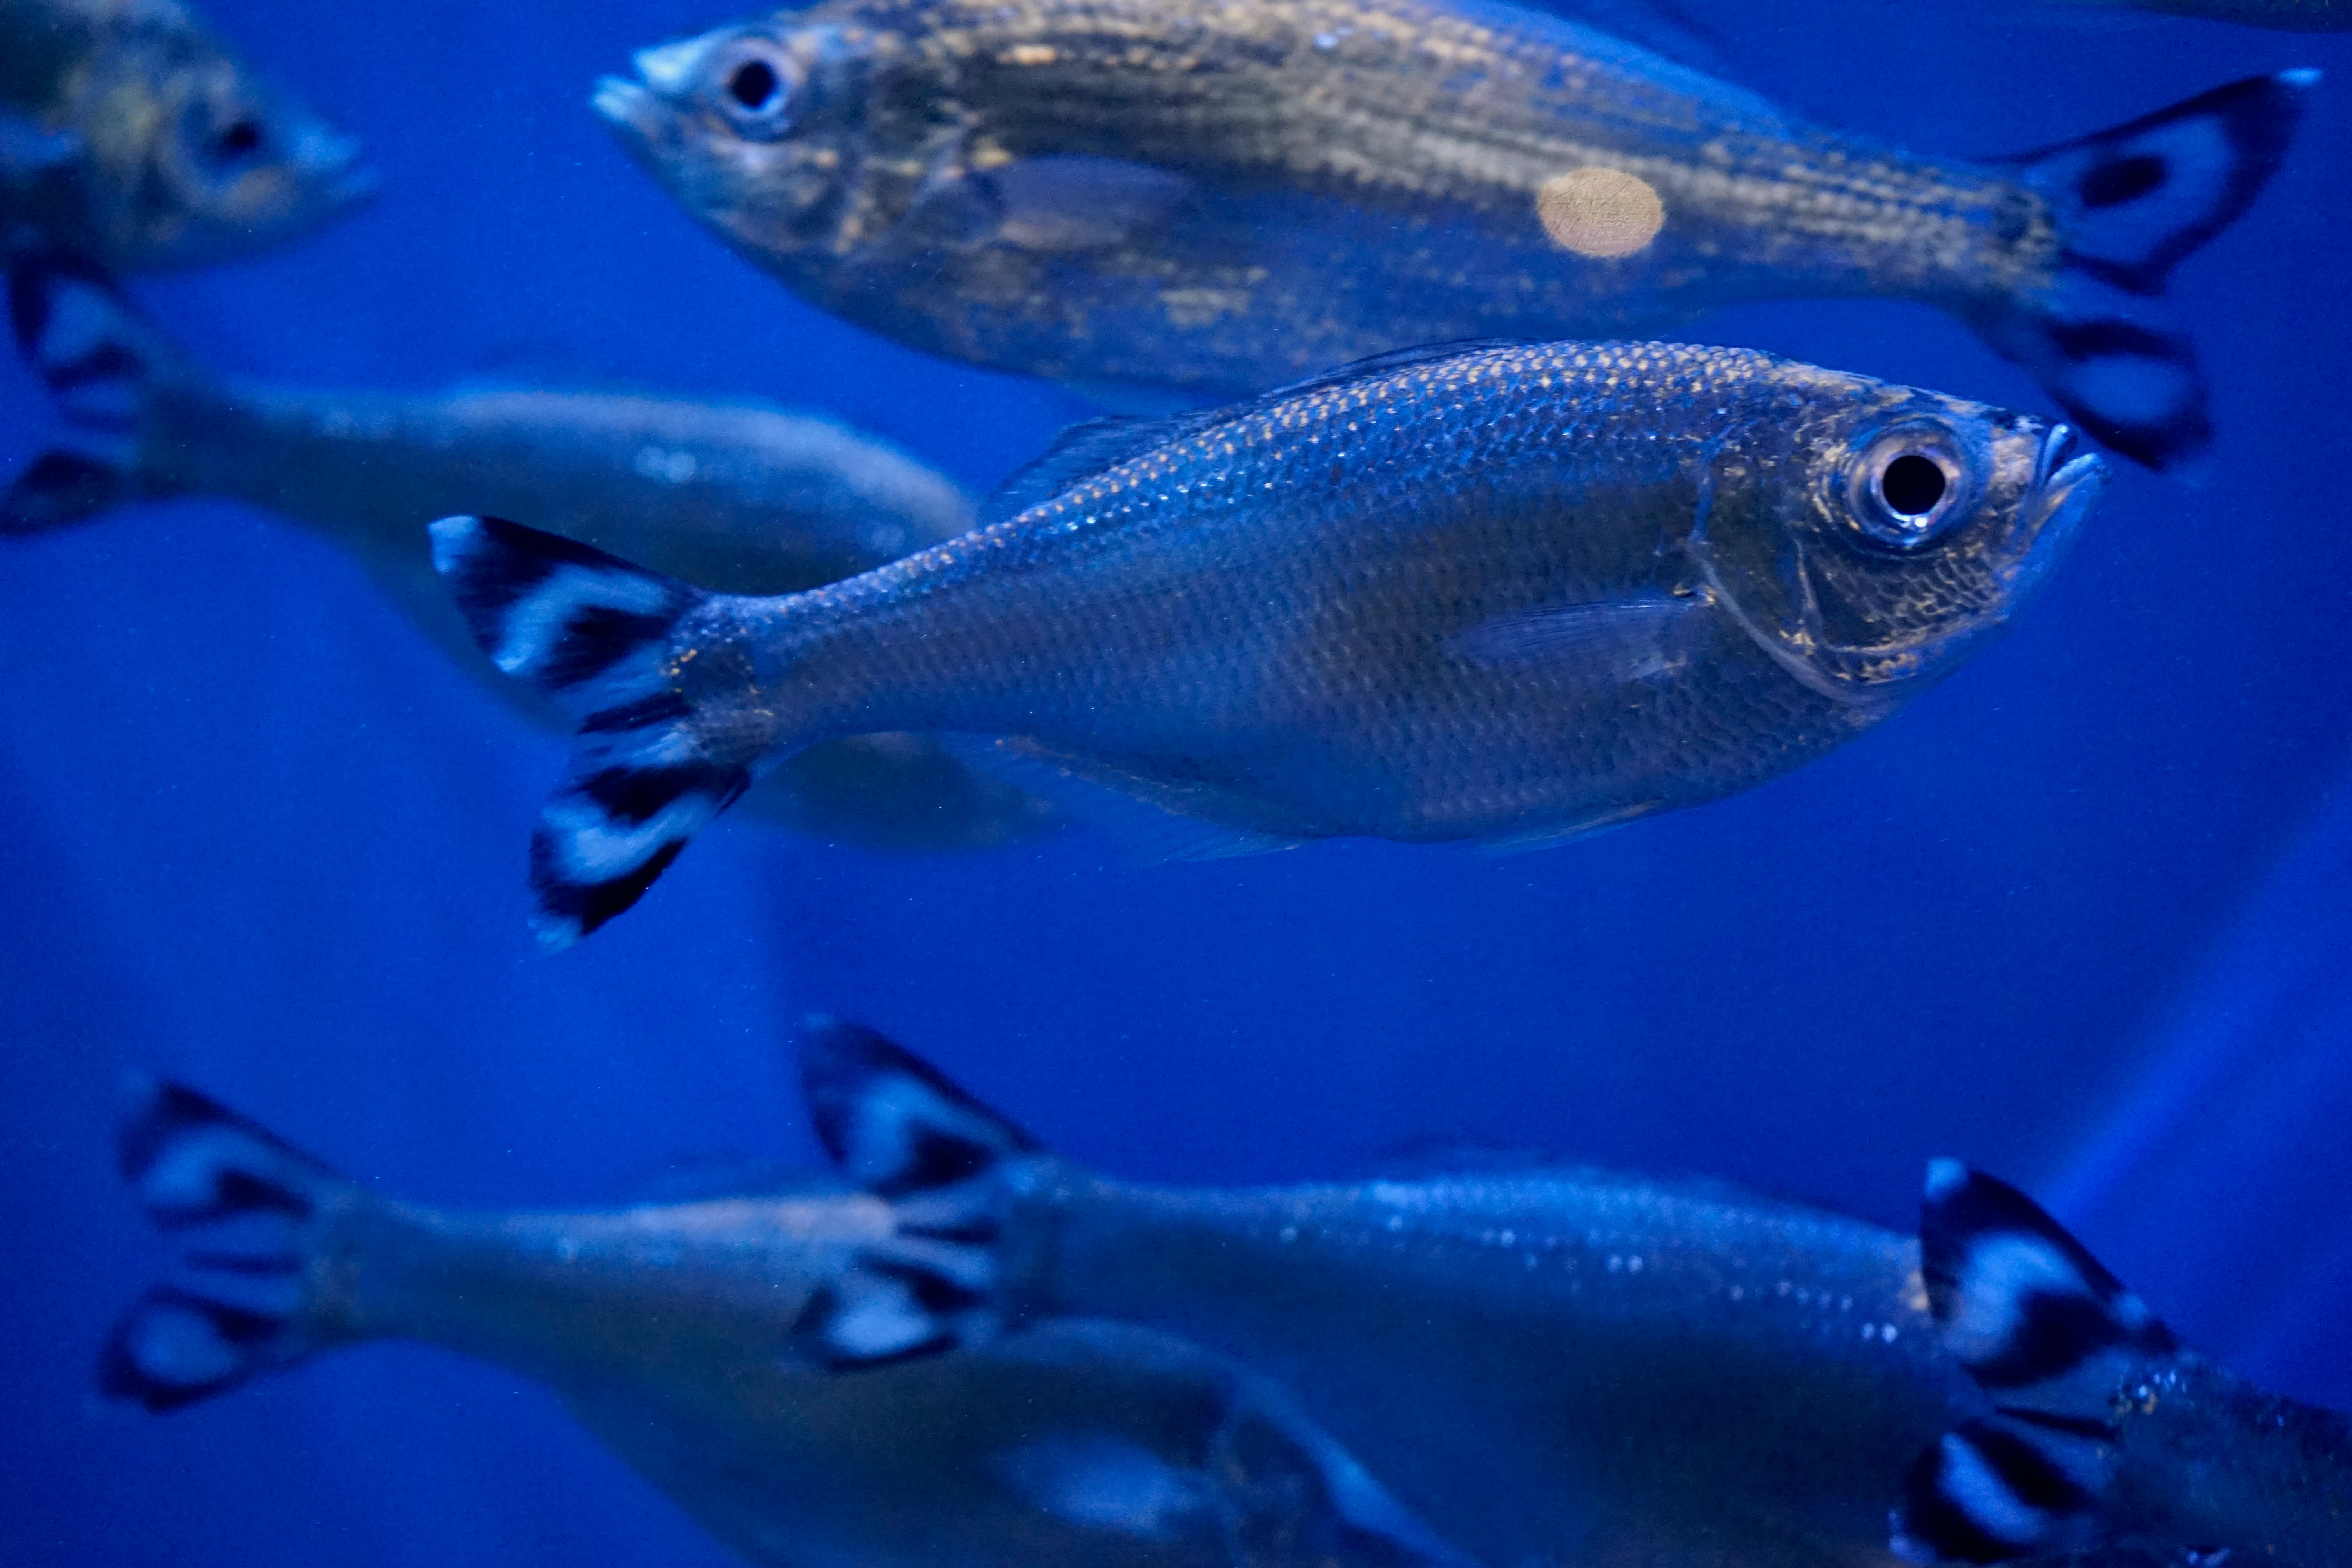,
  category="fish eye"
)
[708,42,798,136]
[205,116,267,166]
[1842,421,1976,551]
[728,59,780,111]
